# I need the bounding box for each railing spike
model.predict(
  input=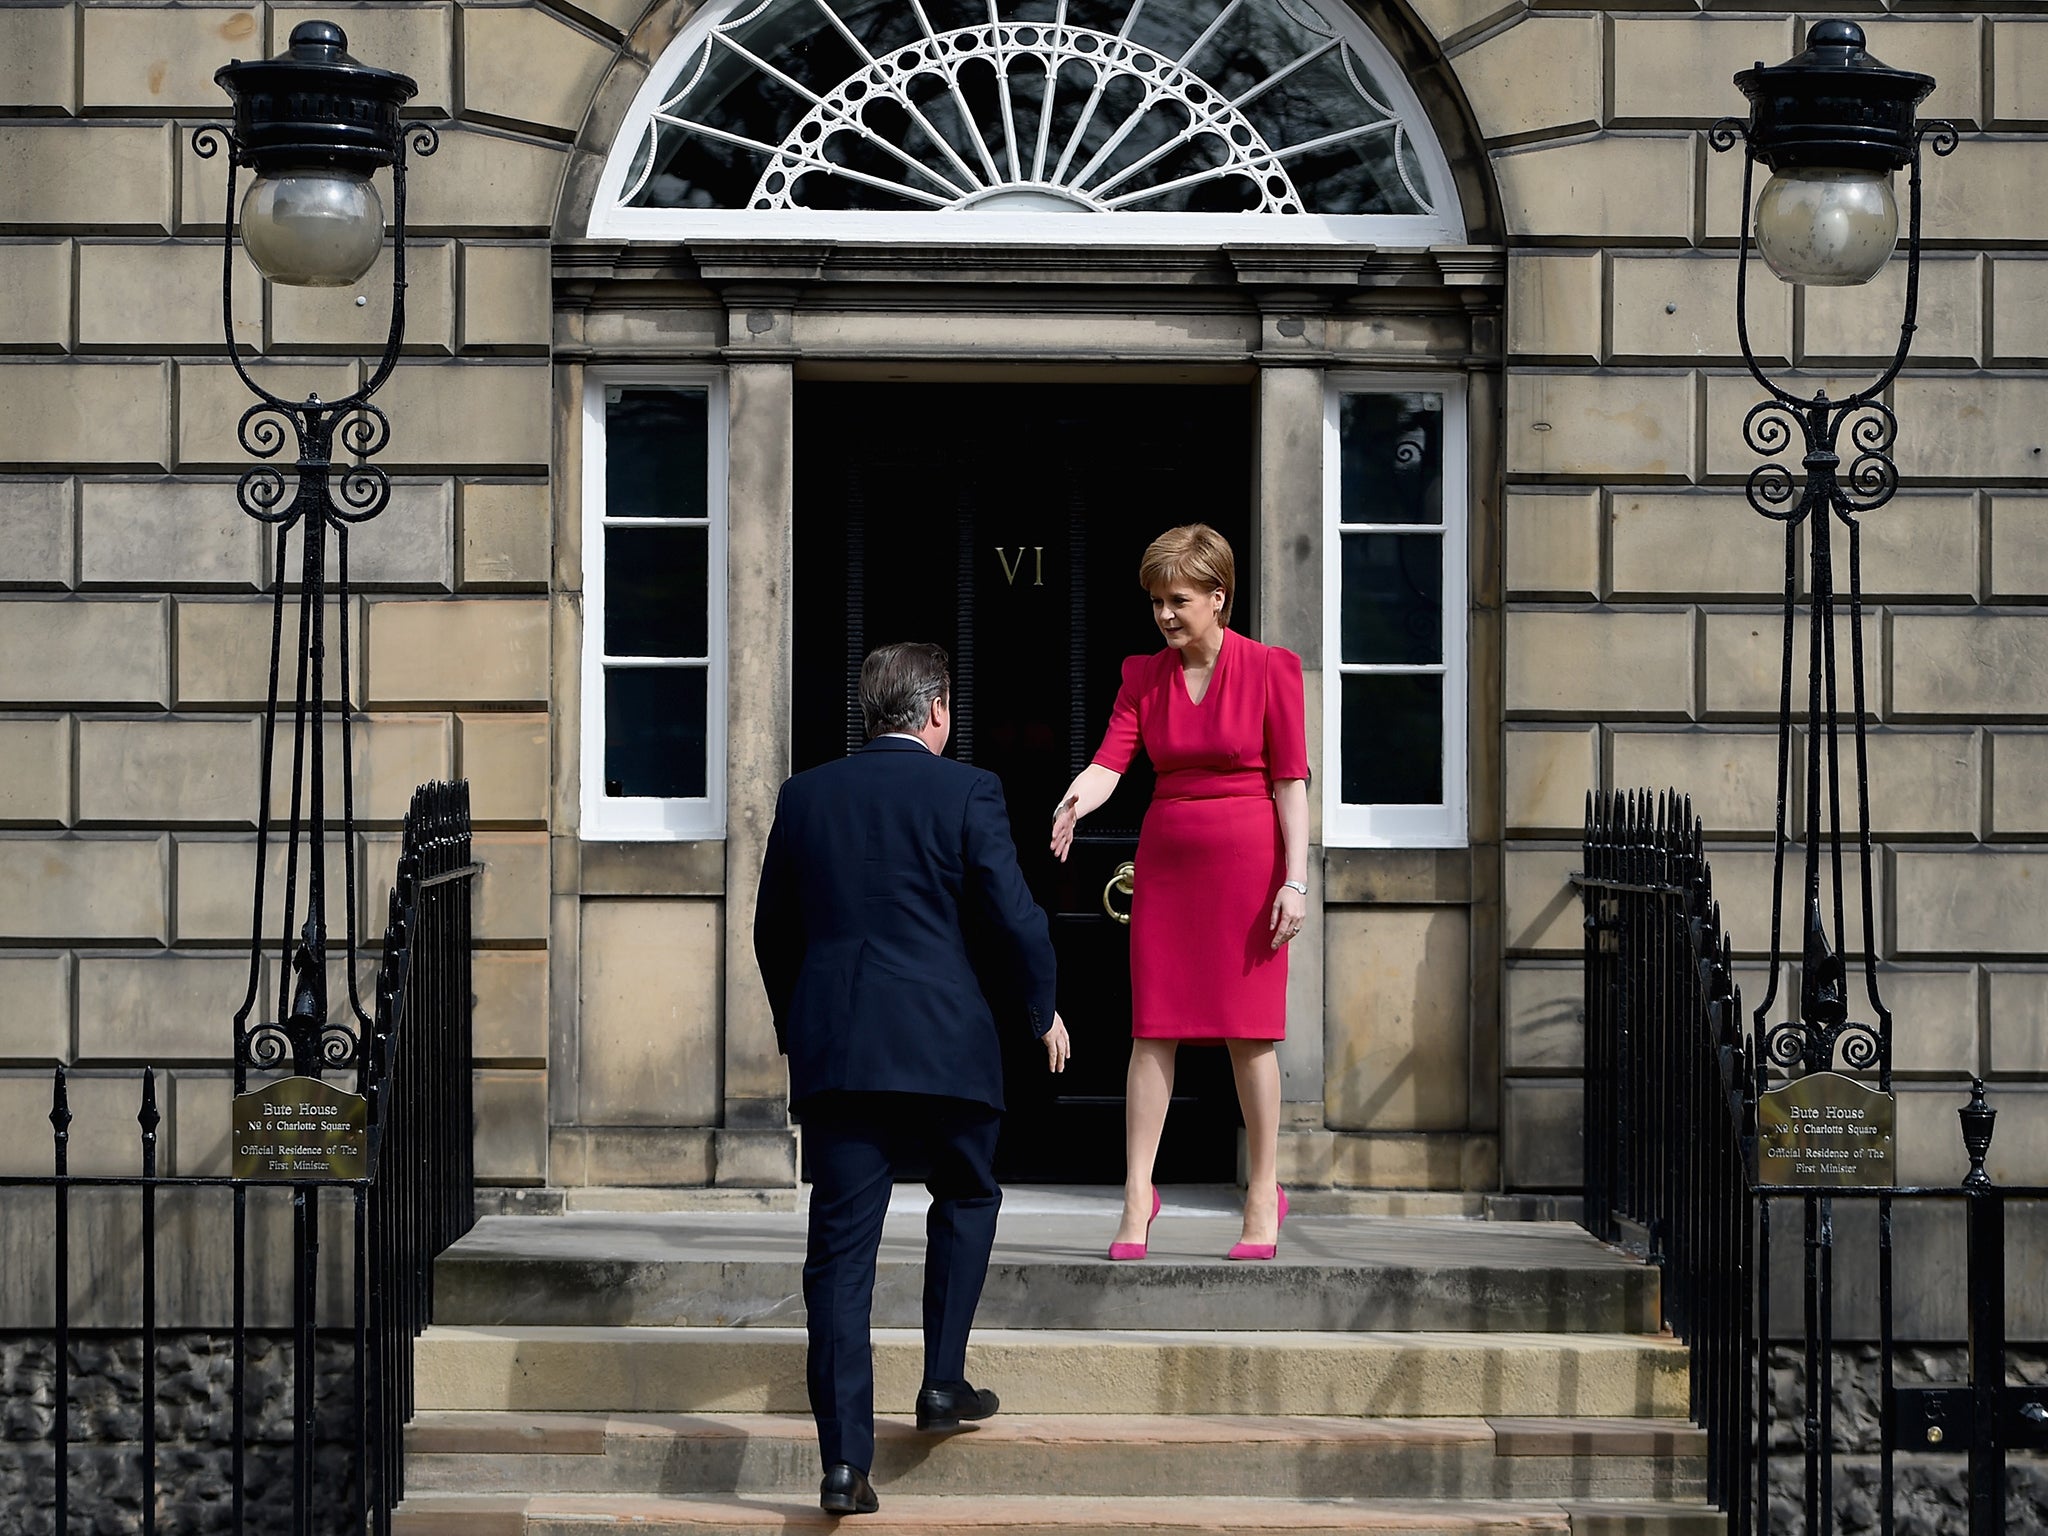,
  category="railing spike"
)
[50,1066,72,1179]
[138,1066,160,1137]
